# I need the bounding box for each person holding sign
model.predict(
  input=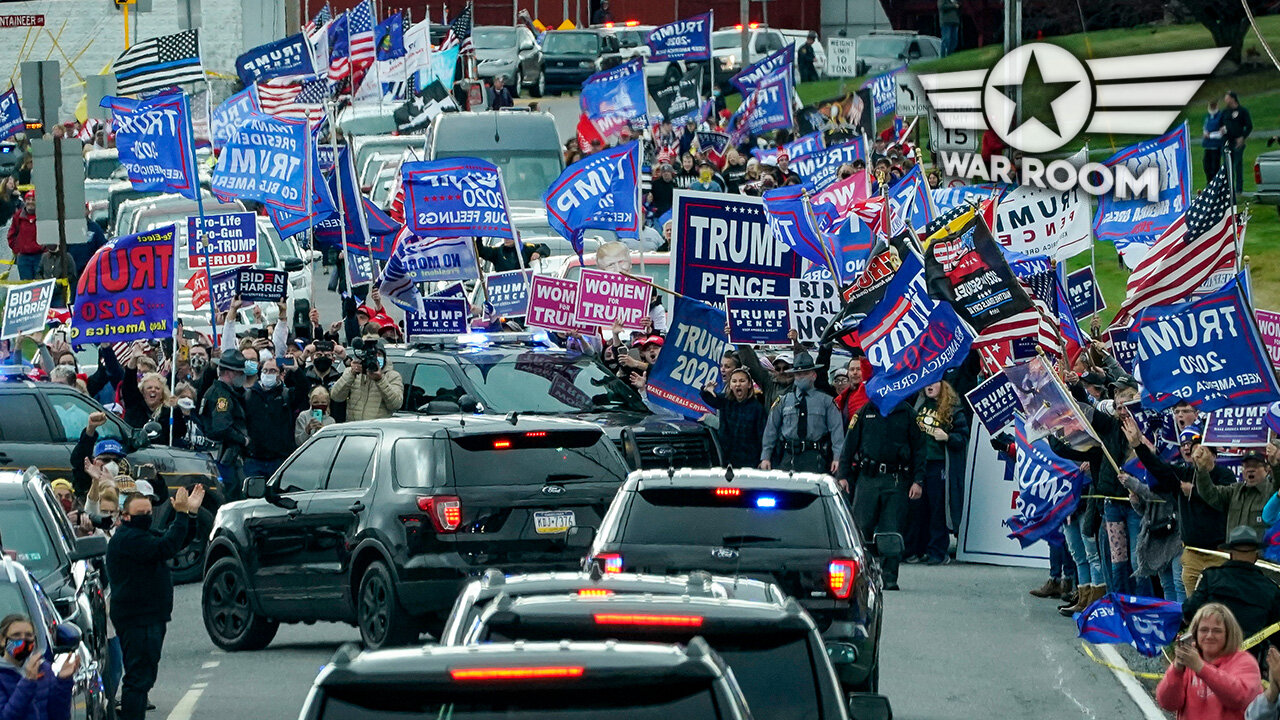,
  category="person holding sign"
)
[701,368,766,469]
[759,352,844,475]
